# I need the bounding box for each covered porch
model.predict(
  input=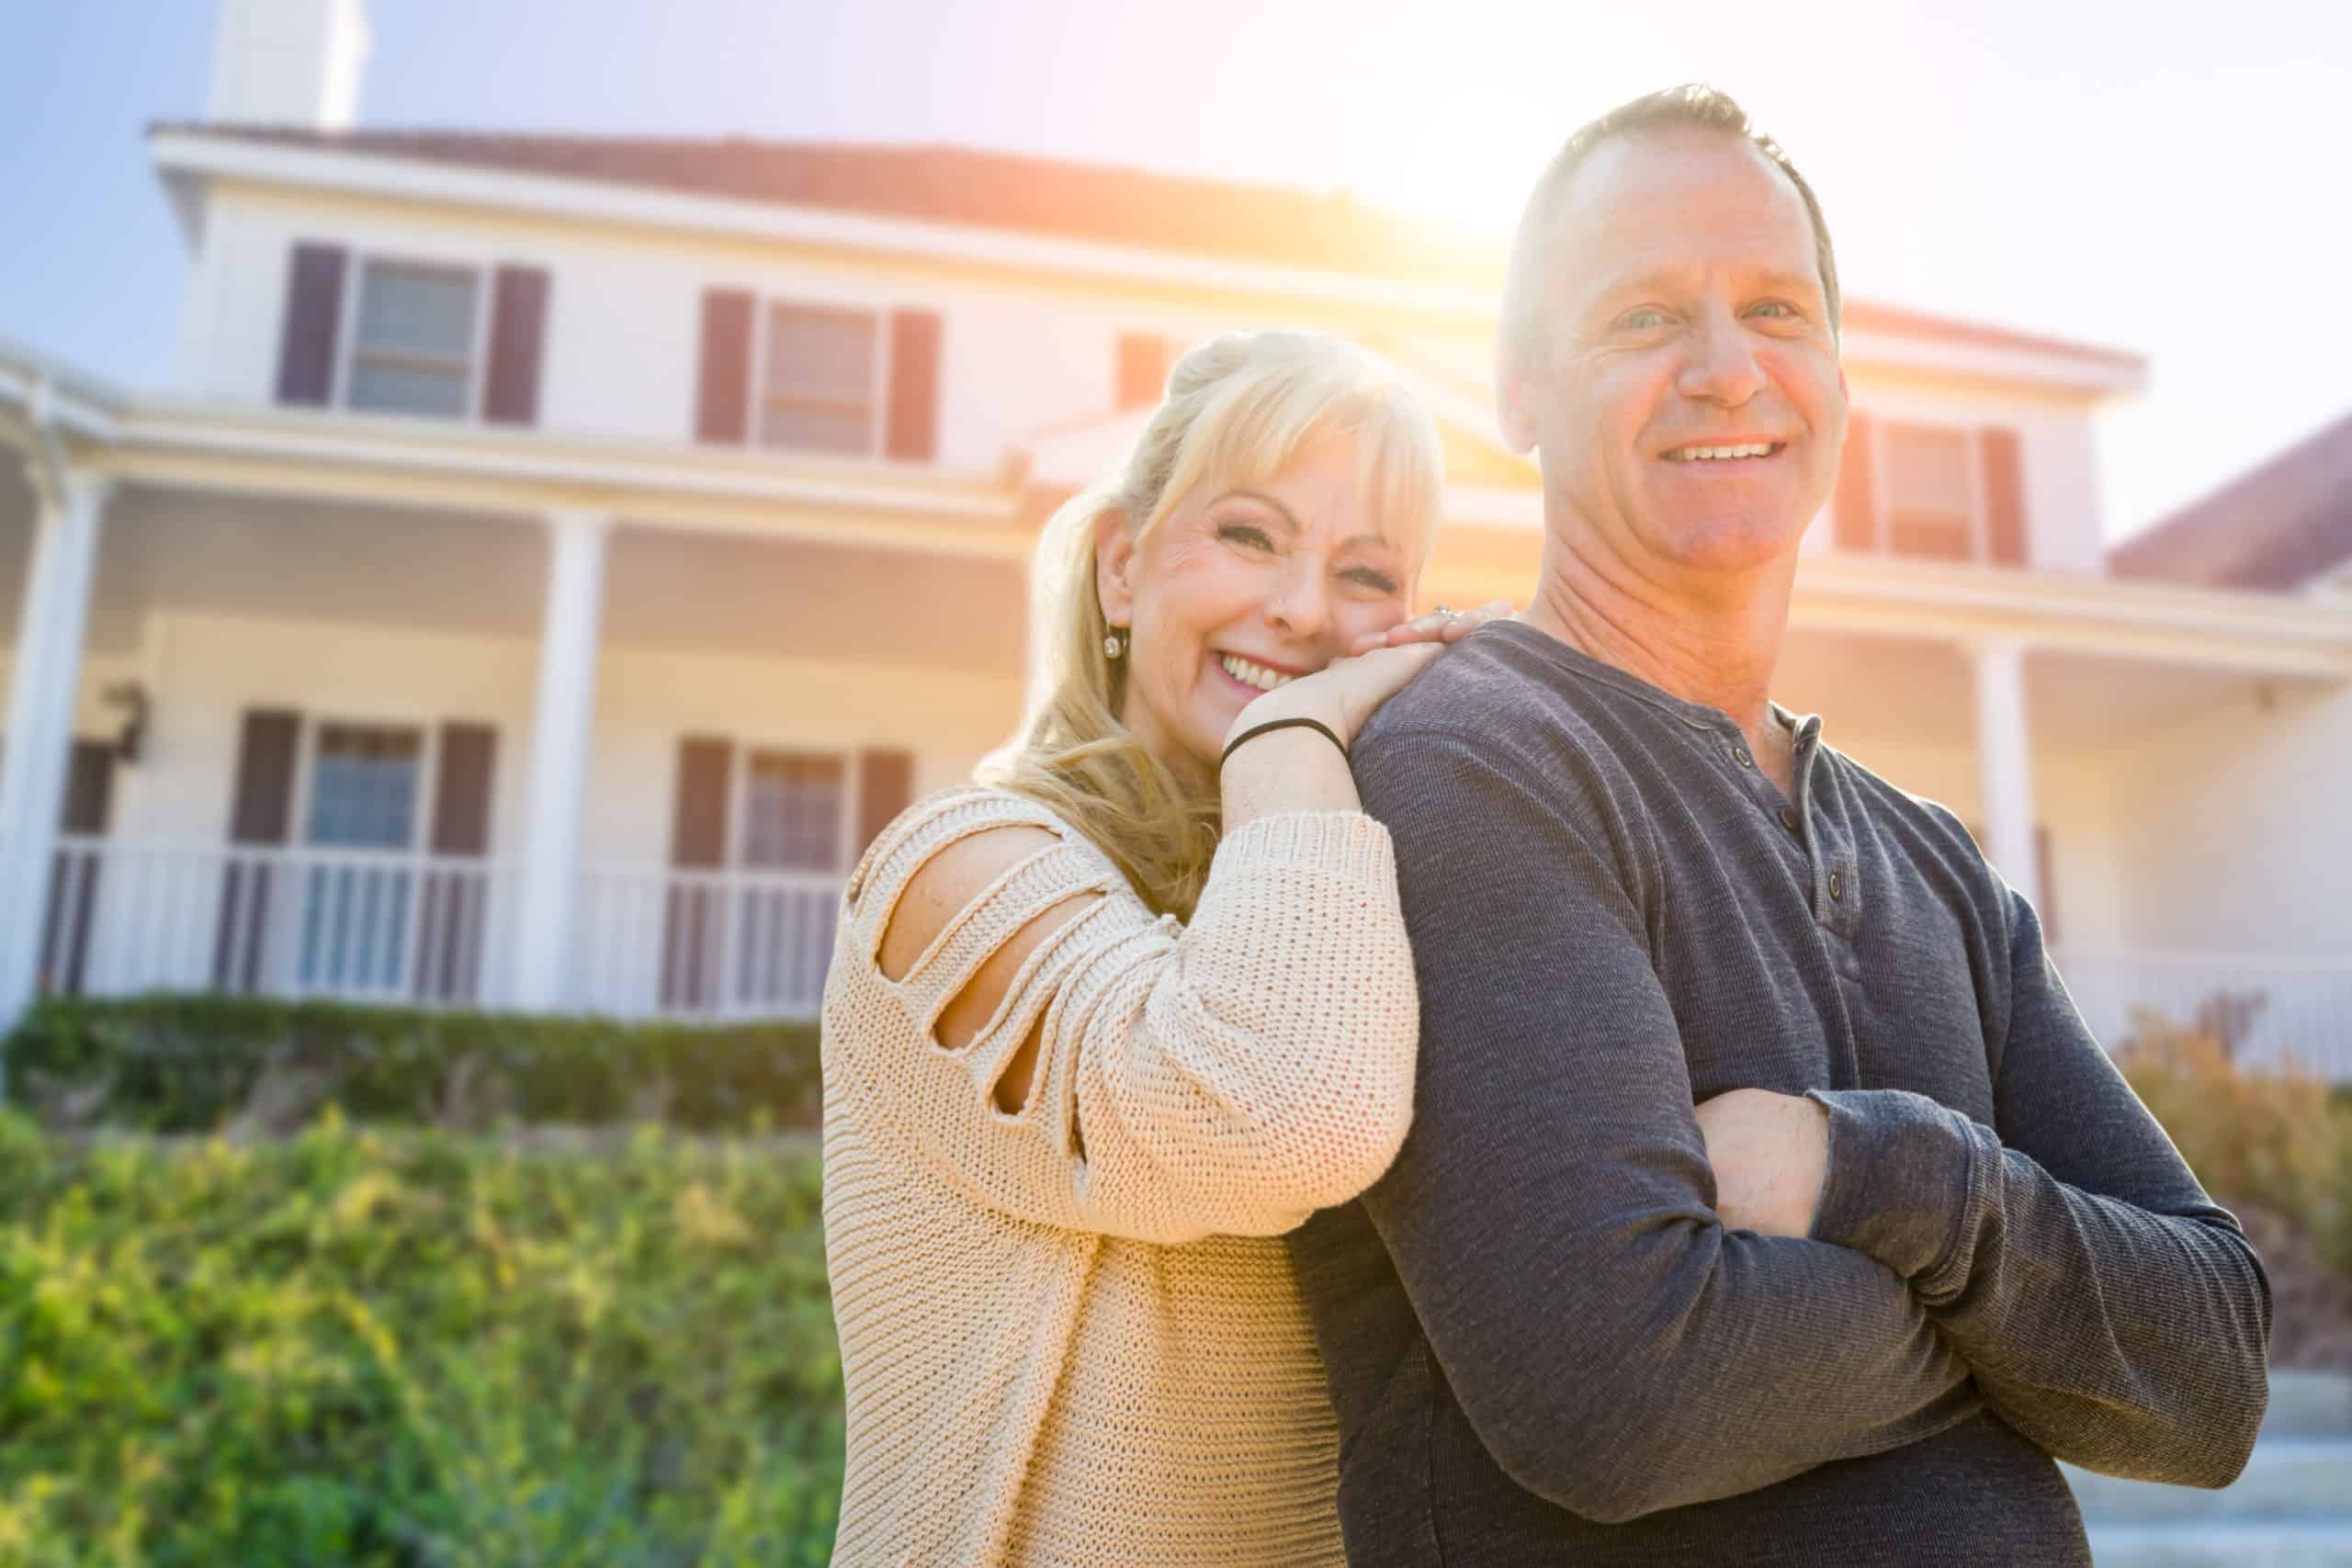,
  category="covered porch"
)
[0,366,1030,1043]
